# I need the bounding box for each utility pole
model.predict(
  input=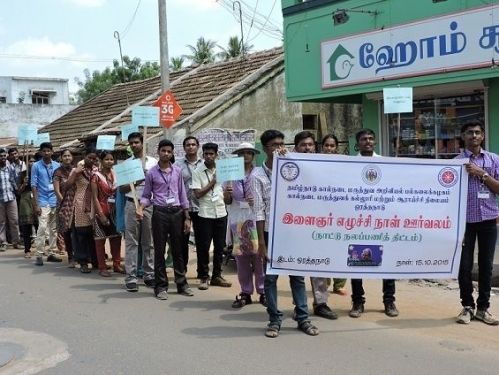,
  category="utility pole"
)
[158,0,170,139]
